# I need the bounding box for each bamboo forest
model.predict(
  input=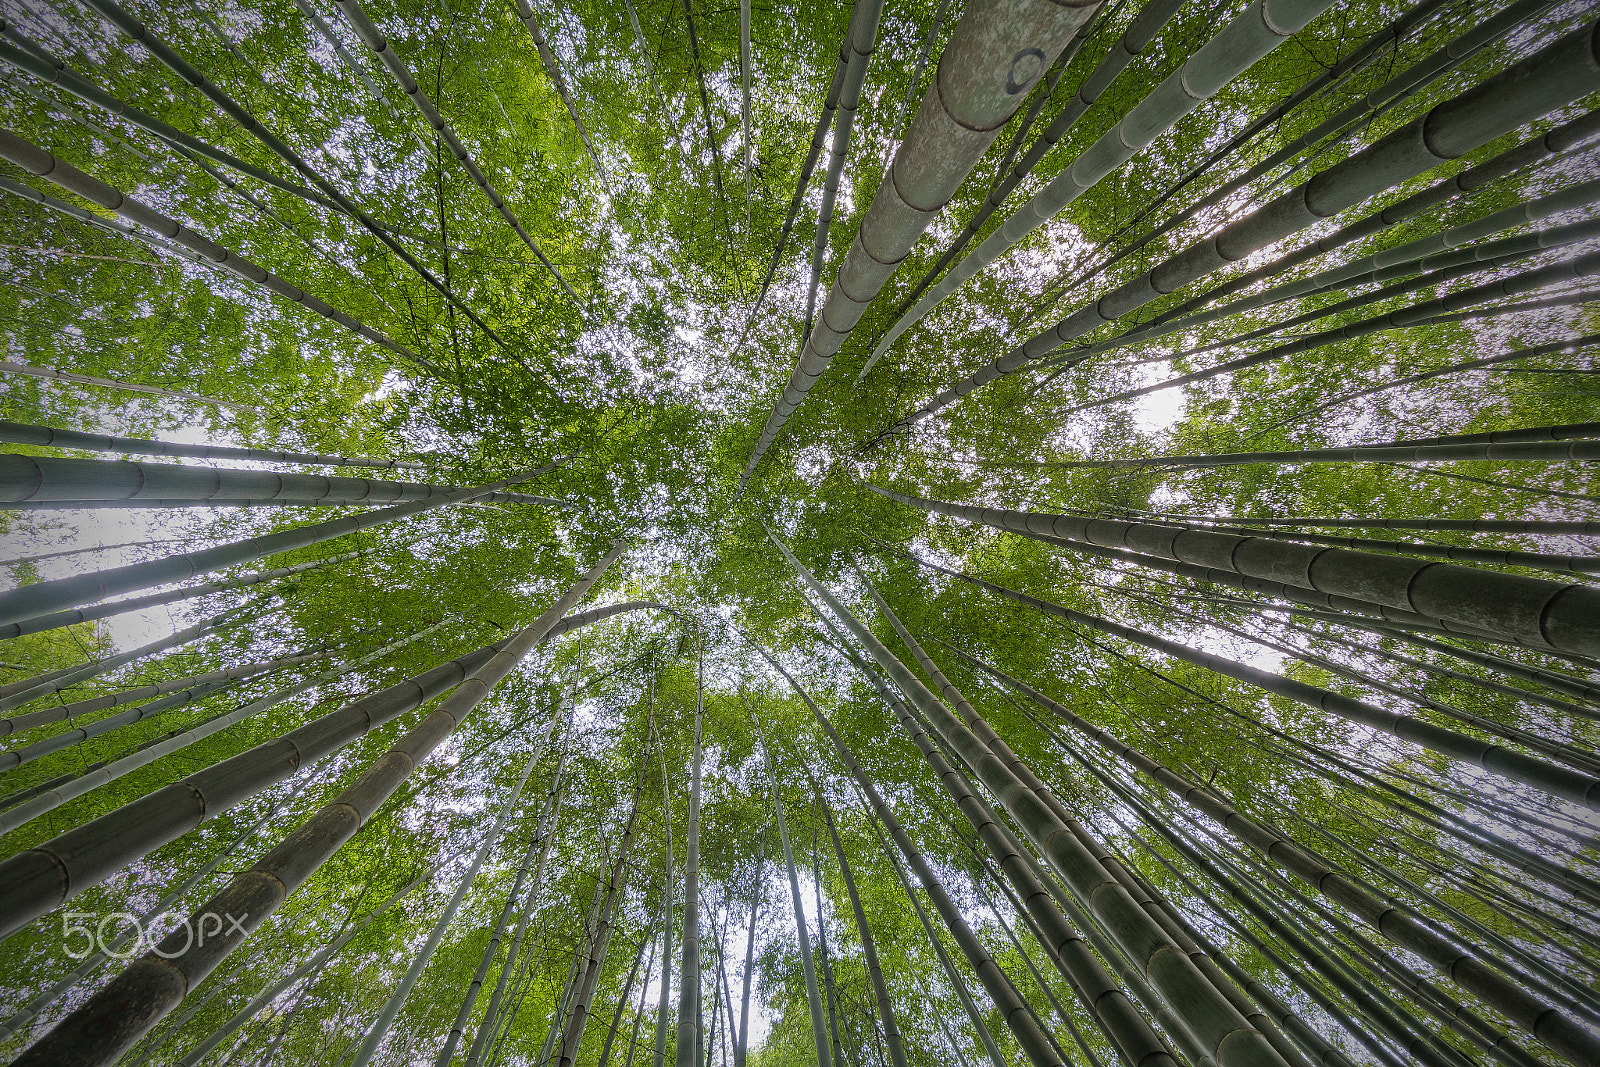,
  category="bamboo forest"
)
[3,0,1600,1063]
